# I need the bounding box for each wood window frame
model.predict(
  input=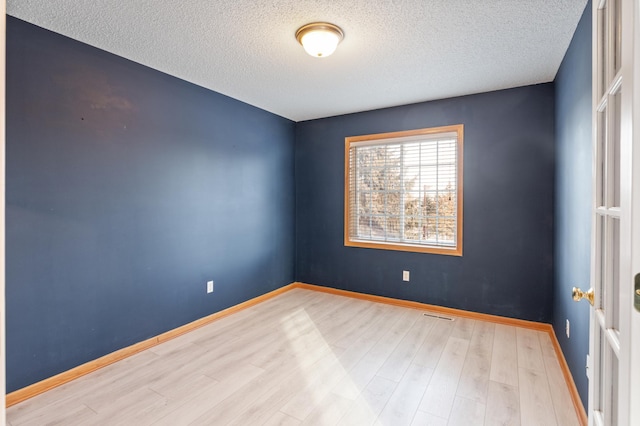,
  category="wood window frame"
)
[344,124,463,256]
